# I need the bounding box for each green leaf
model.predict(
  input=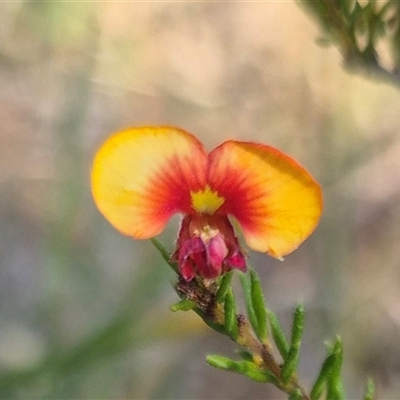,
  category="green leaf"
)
[150,238,178,274]
[336,0,352,18]
[310,349,338,400]
[289,388,303,400]
[250,269,268,342]
[170,299,196,312]
[267,310,290,358]
[236,350,254,362]
[206,356,277,384]
[326,336,346,400]
[238,362,277,384]
[239,269,268,341]
[349,0,364,27]
[280,304,305,384]
[206,354,237,371]
[193,309,227,336]
[224,288,238,340]
[216,271,234,303]
[239,271,259,336]
[291,304,305,344]
[363,378,375,400]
